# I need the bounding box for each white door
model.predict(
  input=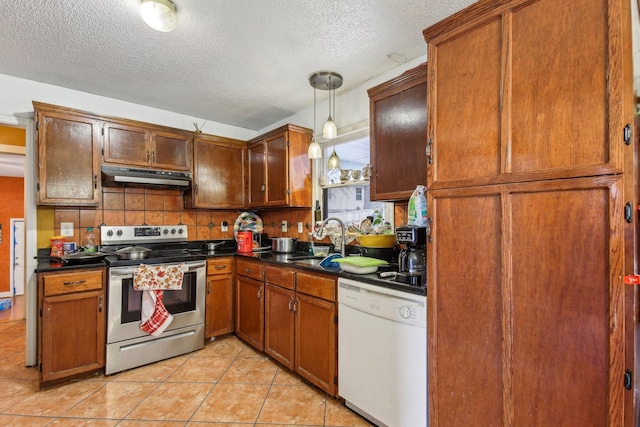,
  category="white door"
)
[11,218,24,296]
